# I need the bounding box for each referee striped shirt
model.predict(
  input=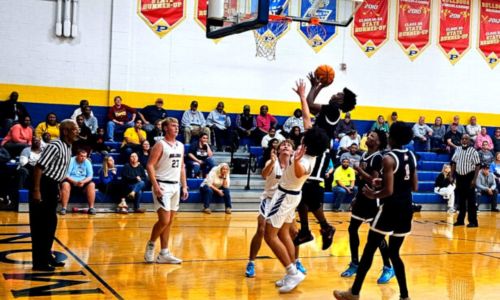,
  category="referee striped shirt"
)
[37,139,72,182]
[451,146,480,175]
